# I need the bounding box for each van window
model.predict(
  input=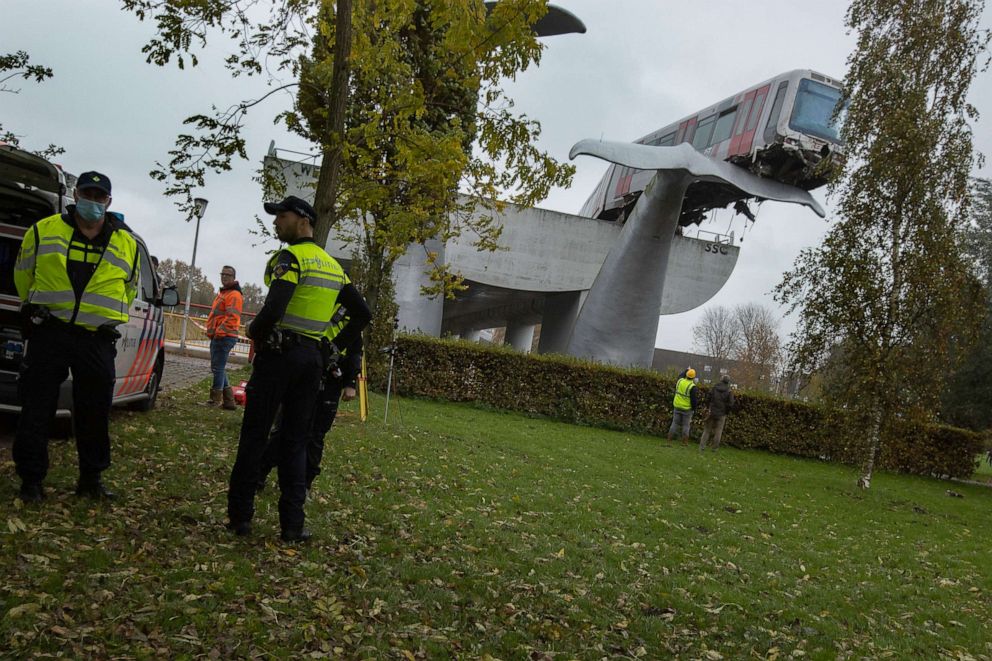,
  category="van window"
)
[137,244,156,302]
